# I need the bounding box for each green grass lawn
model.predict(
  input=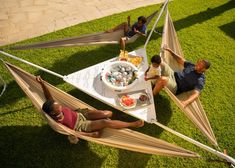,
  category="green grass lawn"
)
[0,0,234,167]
